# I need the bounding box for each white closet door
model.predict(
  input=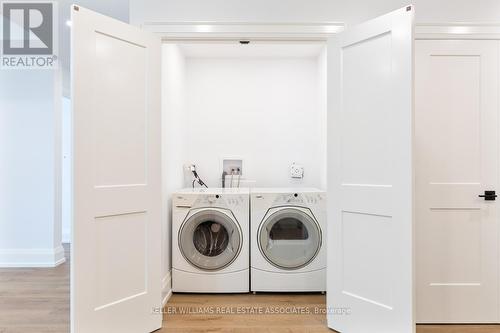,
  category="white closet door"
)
[326,6,414,333]
[71,6,162,333]
[415,40,499,323]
